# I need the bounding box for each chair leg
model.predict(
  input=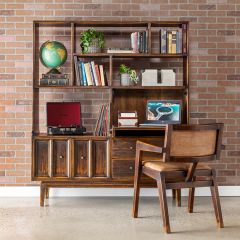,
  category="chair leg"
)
[172,189,176,199]
[40,183,45,207]
[210,171,224,228]
[188,187,195,213]
[45,187,49,199]
[132,166,142,218]
[176,189,181,207]
[157,174,171,234]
